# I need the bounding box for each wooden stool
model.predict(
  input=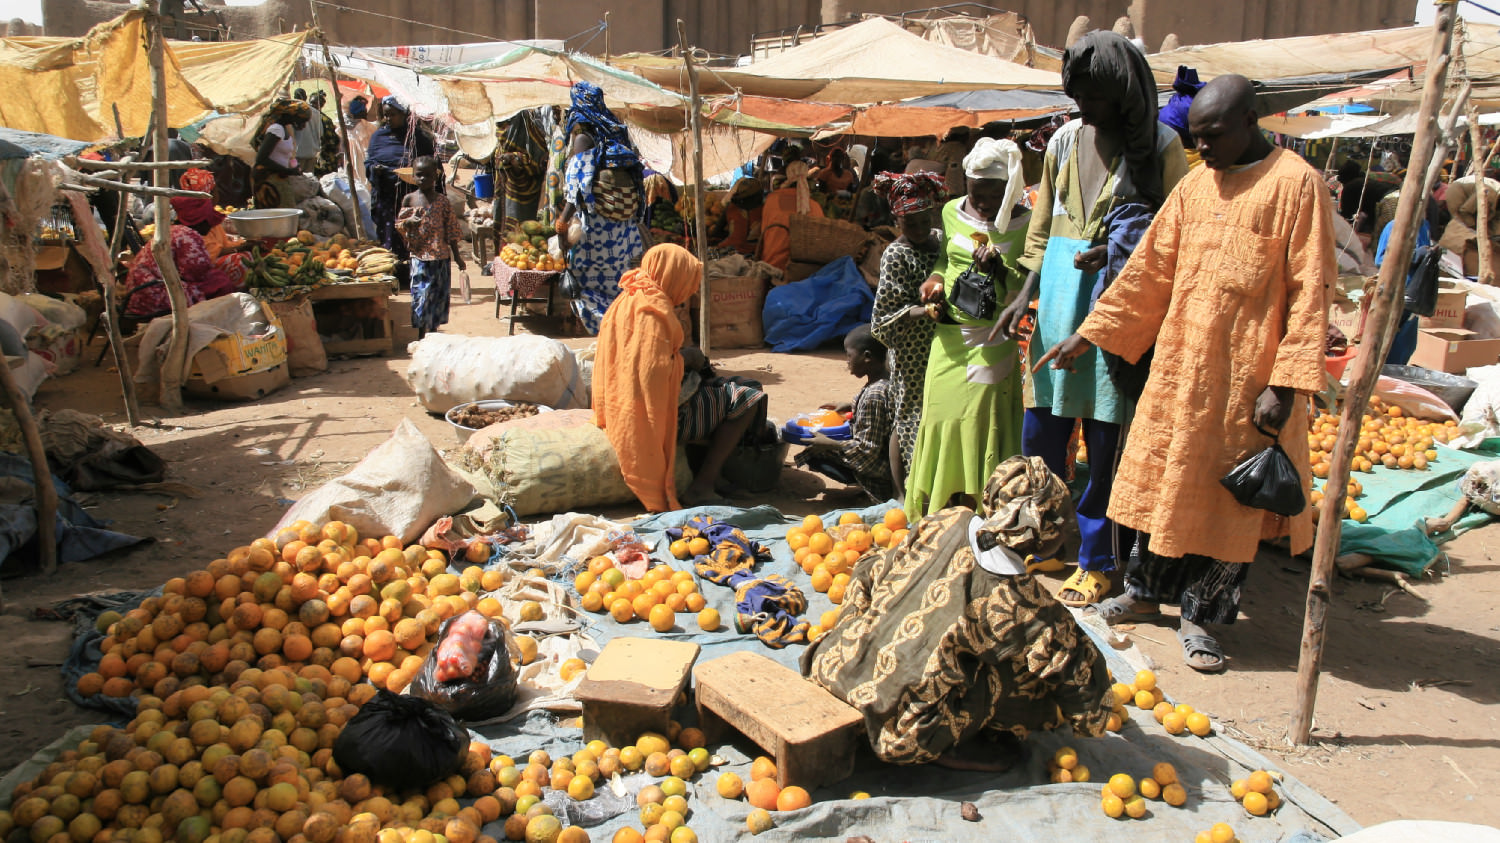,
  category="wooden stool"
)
[694,651,864,790]
[574,637,700,748]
